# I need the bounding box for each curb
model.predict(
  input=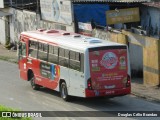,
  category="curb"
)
[0,56,18,64]
[131,92,160,104]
